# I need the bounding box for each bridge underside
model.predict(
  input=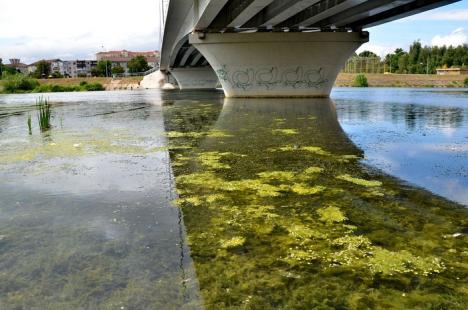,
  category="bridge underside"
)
[161,0,459,96]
